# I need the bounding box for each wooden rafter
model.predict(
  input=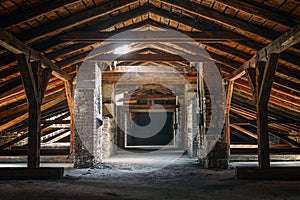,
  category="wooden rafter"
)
[226,24,300,81]
[0,0,80,28]
[159,0,280,40]
[15,0,139,43]
[0,28,71,82]
[214,0,297,27]
[0,92,66,133]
